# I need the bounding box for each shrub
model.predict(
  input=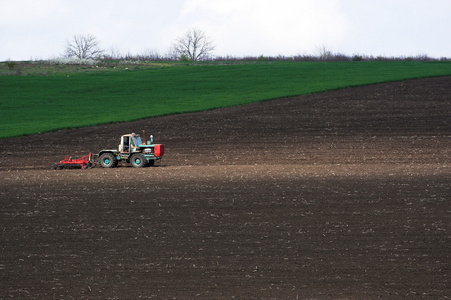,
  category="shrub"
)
[180,55,191,62]
[6,61,16,70]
